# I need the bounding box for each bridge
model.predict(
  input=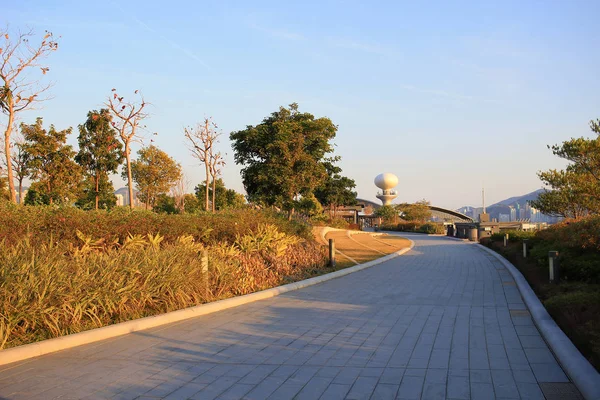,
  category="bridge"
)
[353,198,473,226]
